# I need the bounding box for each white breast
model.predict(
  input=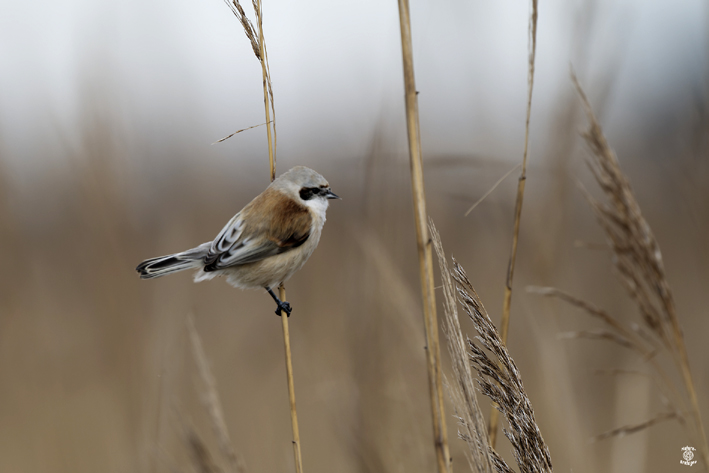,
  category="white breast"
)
[304,197,329,226]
